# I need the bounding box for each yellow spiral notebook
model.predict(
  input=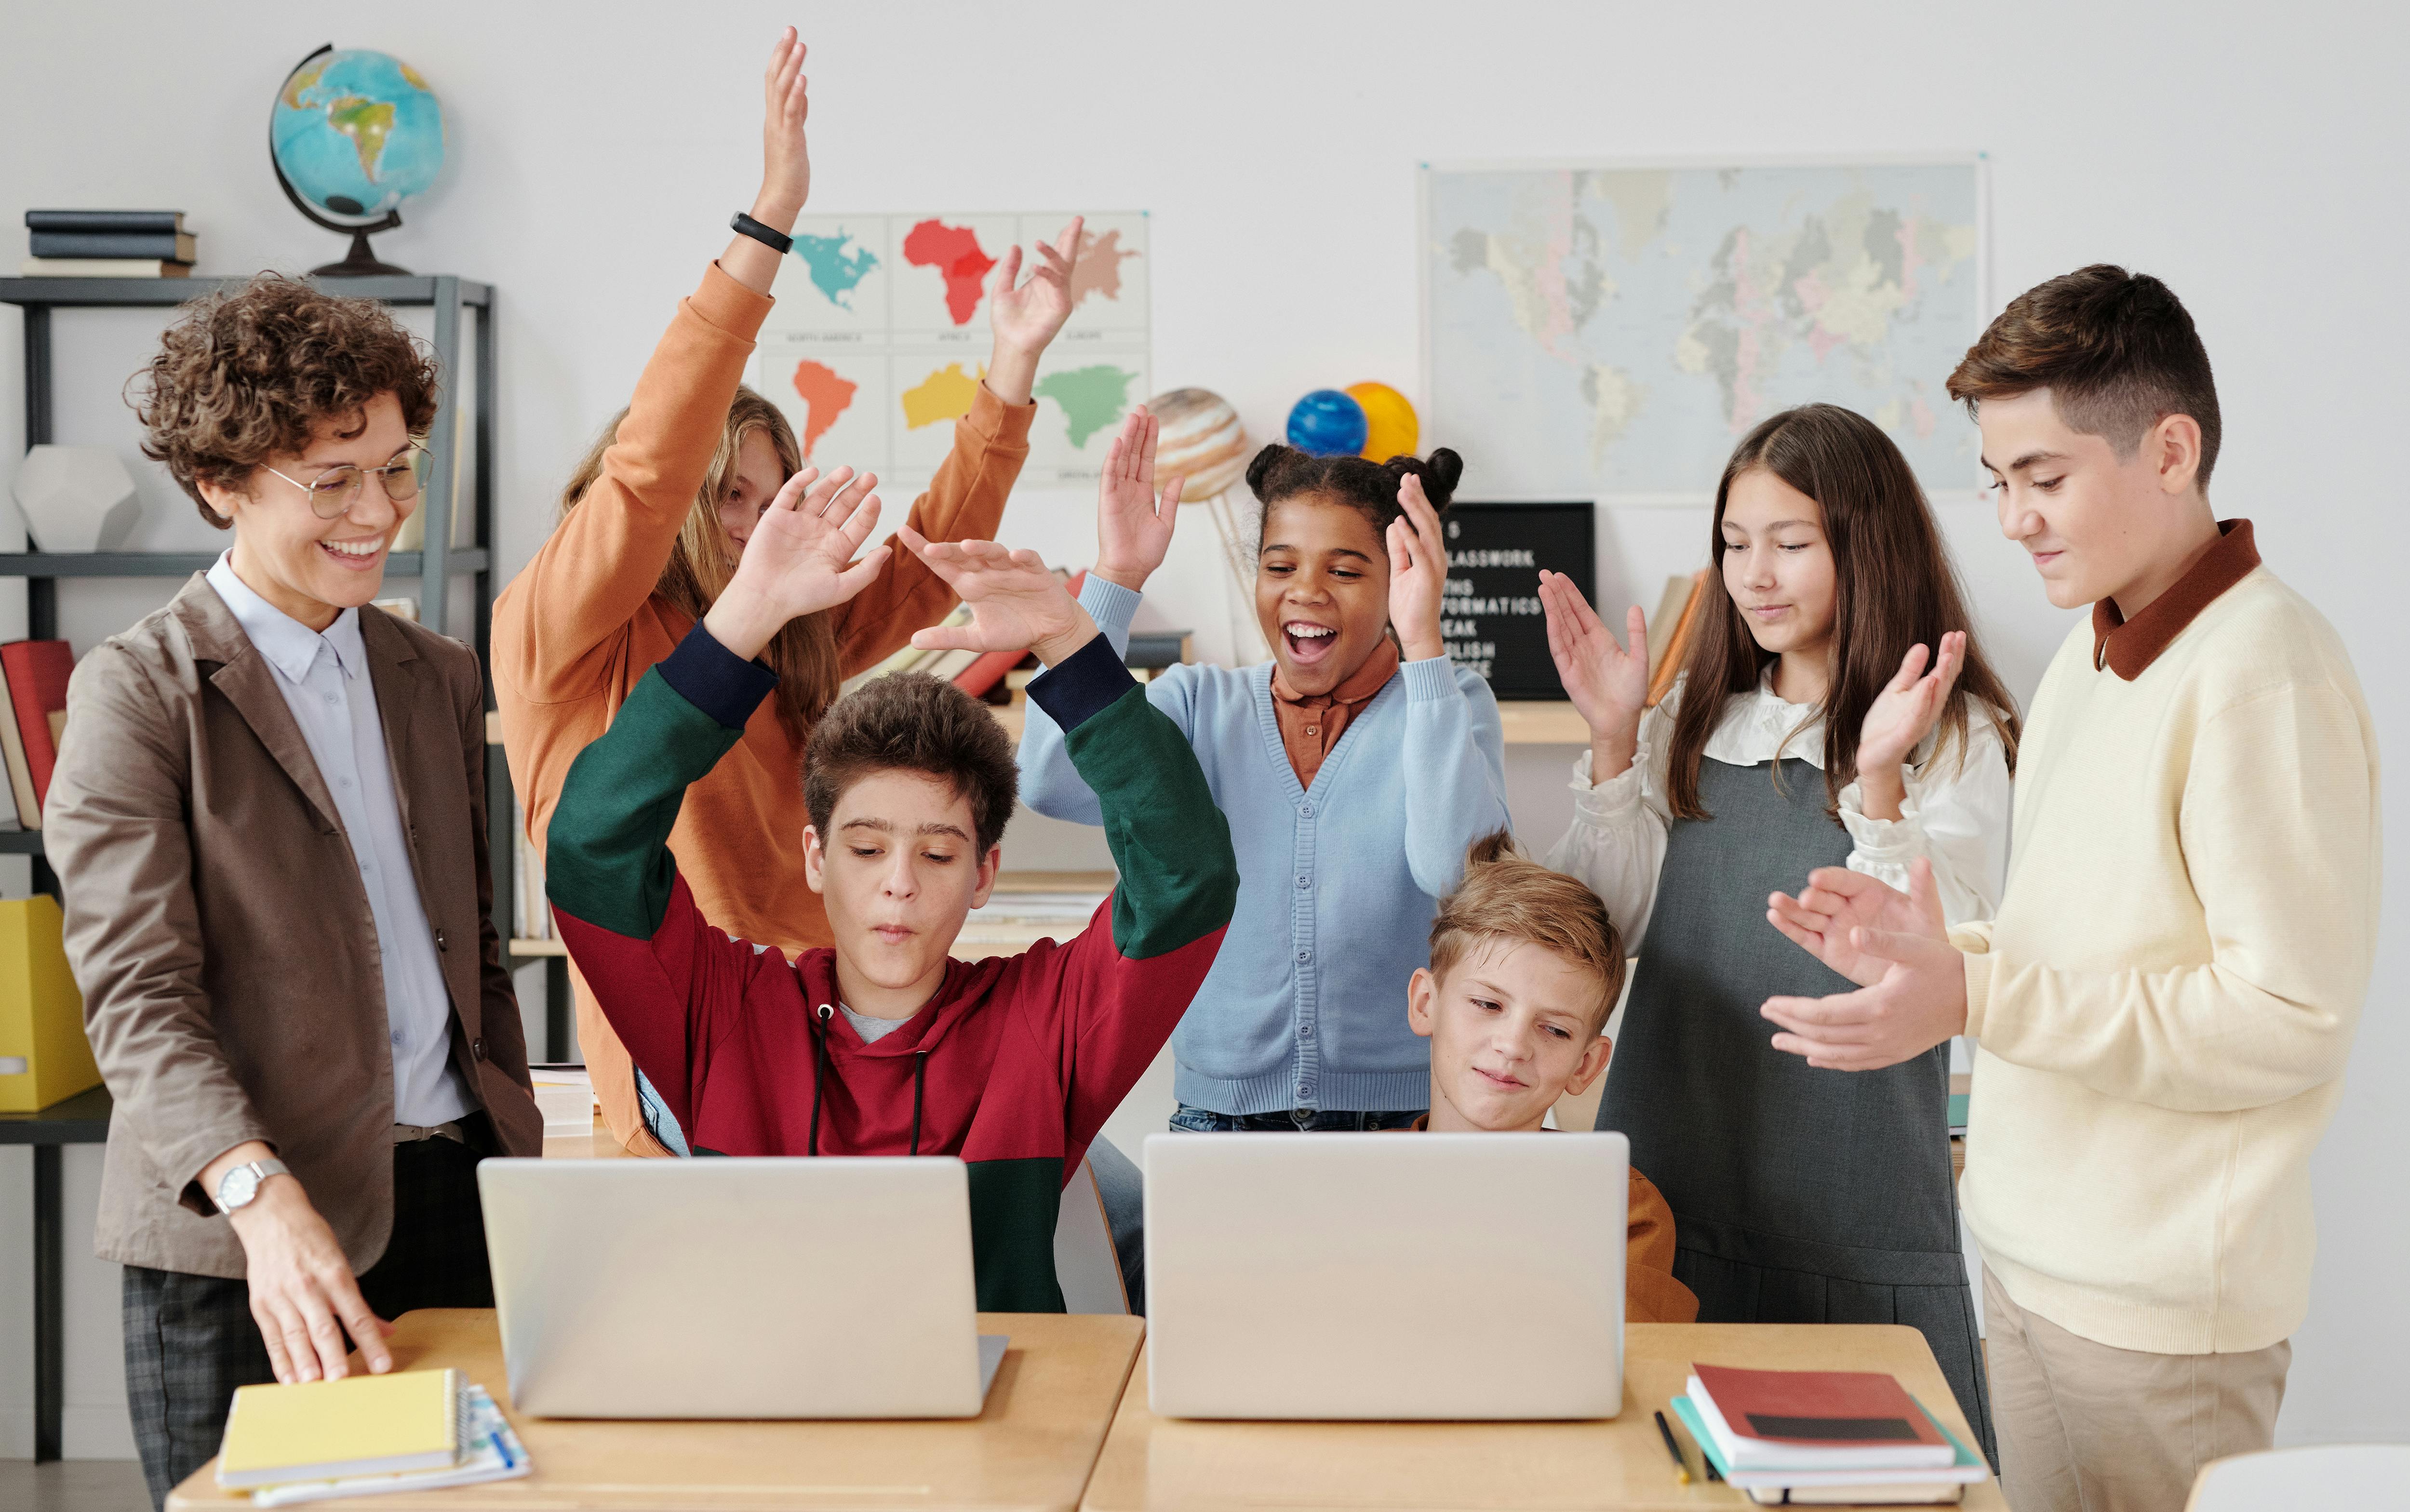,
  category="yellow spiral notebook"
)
[215,1368,461,1489]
